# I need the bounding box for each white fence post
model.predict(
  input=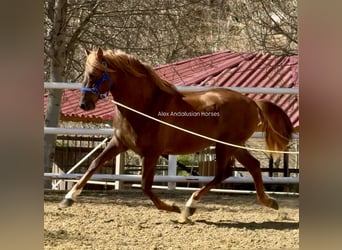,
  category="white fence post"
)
[115,153,125,190]
[168,155,177,190]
